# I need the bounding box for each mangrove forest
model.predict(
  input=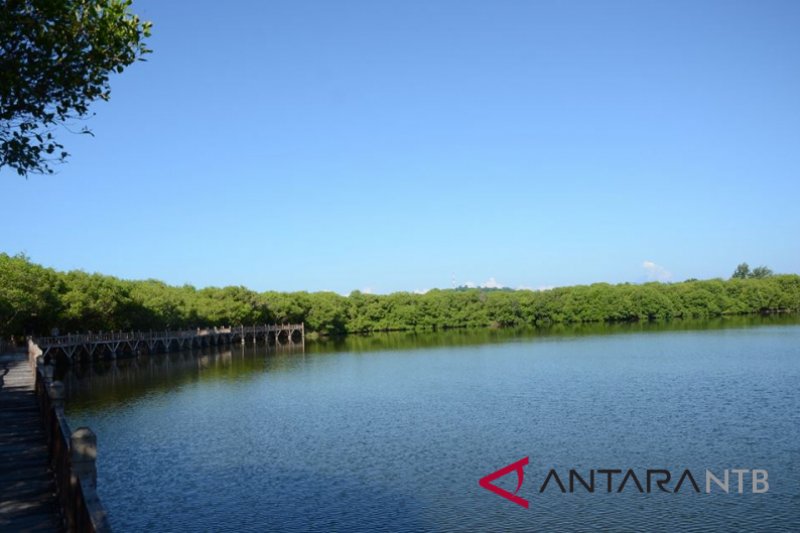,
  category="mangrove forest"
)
[1,253,799,340]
